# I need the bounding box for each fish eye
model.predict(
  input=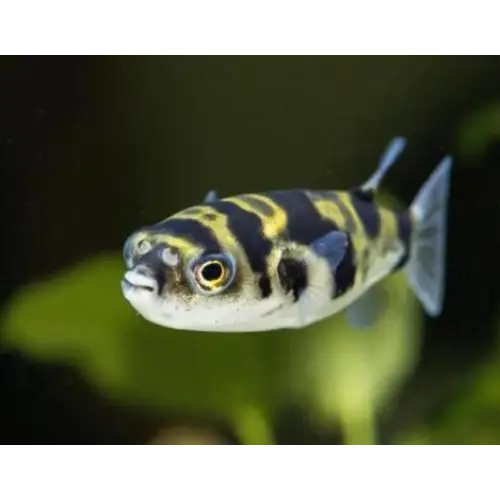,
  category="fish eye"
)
[189,253,236,295]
